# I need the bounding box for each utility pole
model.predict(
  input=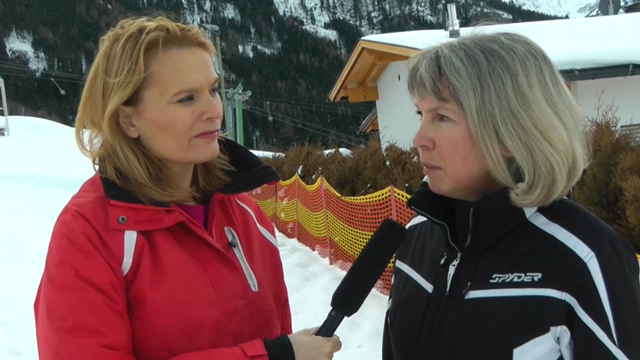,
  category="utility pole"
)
[226,84,252,146]
[444,0,460,38]
[0,76,9,136]
[225,101,235,141]
[202,24,230,134]
[252,129,260,149]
